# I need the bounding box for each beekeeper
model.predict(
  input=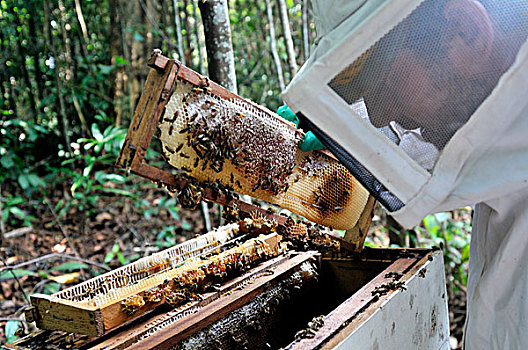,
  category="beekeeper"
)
[280,0,528,348]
